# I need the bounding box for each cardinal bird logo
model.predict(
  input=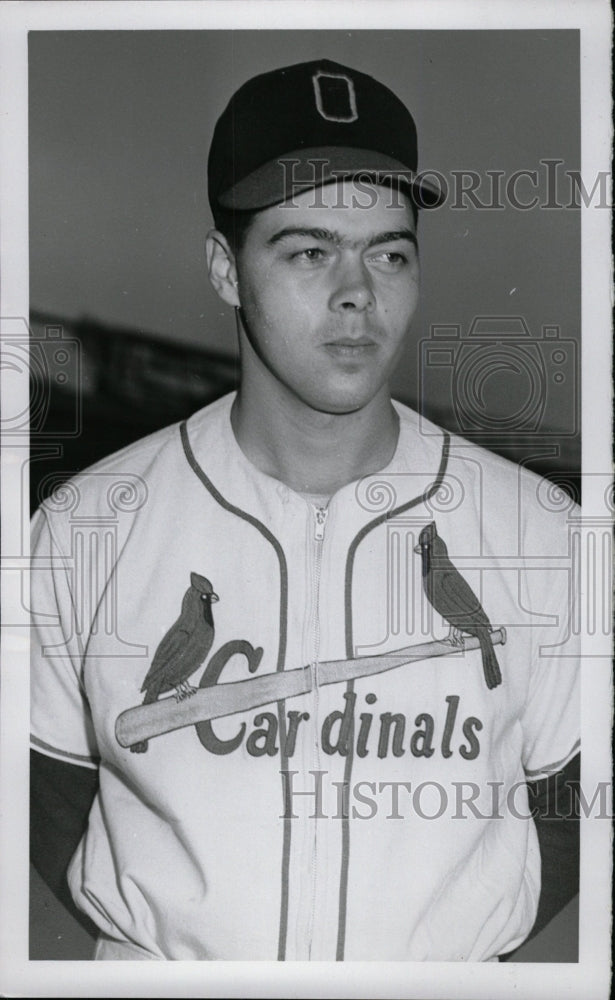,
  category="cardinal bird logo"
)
[415,522,502,690]
[130,573,219,752]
